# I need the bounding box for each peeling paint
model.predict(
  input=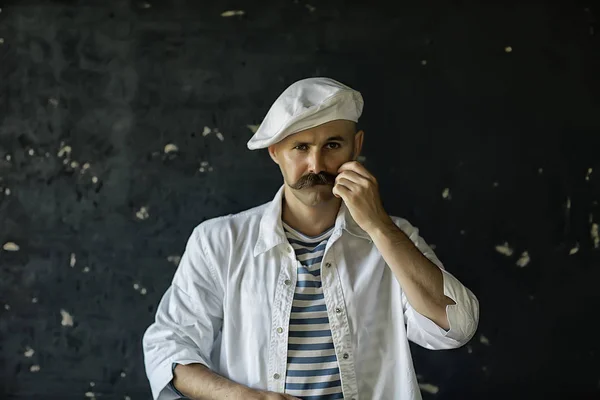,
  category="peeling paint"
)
[3,242,20,251]
[202,126,211,136]
[569,243,579,255]
[60,309,74,327]
[516,251,530,267]
[221,10,245,17]
[495,242,513,256]
[442,188,451,200]
[216,132,225,141]
[419,383,439,394]
[164,144,178,154]
[30,365,40,372]
[136,207,149,220]
[167,255,181,265]
[70,253,77,268]
[24,347,35,357]
[57,144,72,158]
[480,335,490,345]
